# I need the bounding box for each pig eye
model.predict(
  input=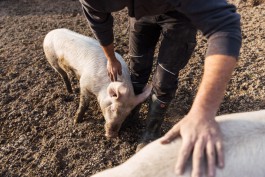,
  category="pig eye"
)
[109,105,116,112]
[111,93,117,98]
[109,92,117,98]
